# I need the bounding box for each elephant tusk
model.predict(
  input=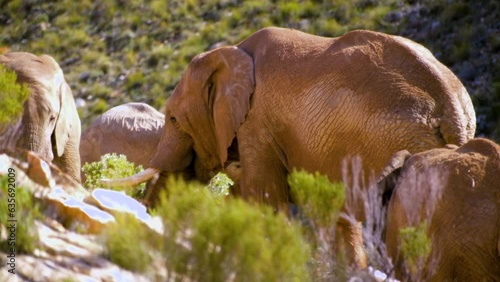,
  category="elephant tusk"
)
[99,167,159,187]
